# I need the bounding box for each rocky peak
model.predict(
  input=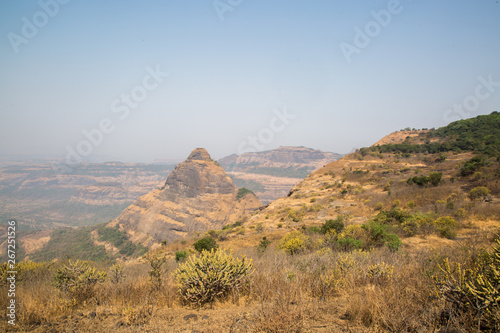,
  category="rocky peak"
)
[161,148,236,200]
[109,148,262,244]
[187,148,211,161]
